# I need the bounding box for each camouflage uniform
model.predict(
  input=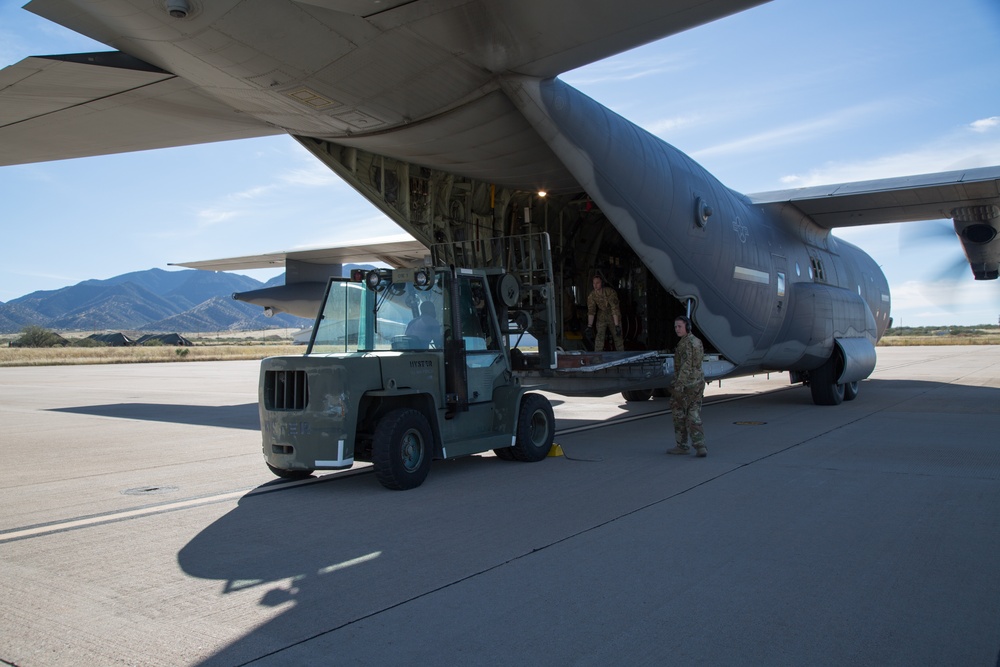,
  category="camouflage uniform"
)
[670,332,705,450]
[587,286,623,351]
